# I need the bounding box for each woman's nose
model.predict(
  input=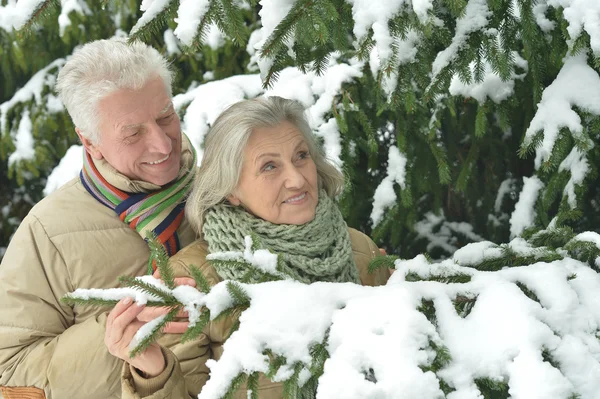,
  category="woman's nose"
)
[283,165,304,189]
